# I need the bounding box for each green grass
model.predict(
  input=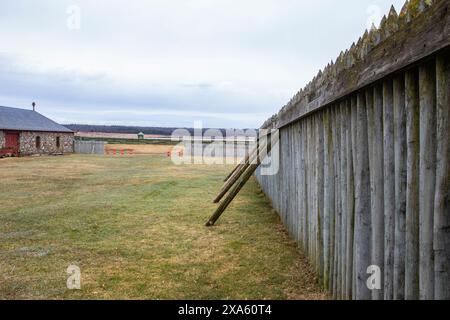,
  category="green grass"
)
[0,155,325,299]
